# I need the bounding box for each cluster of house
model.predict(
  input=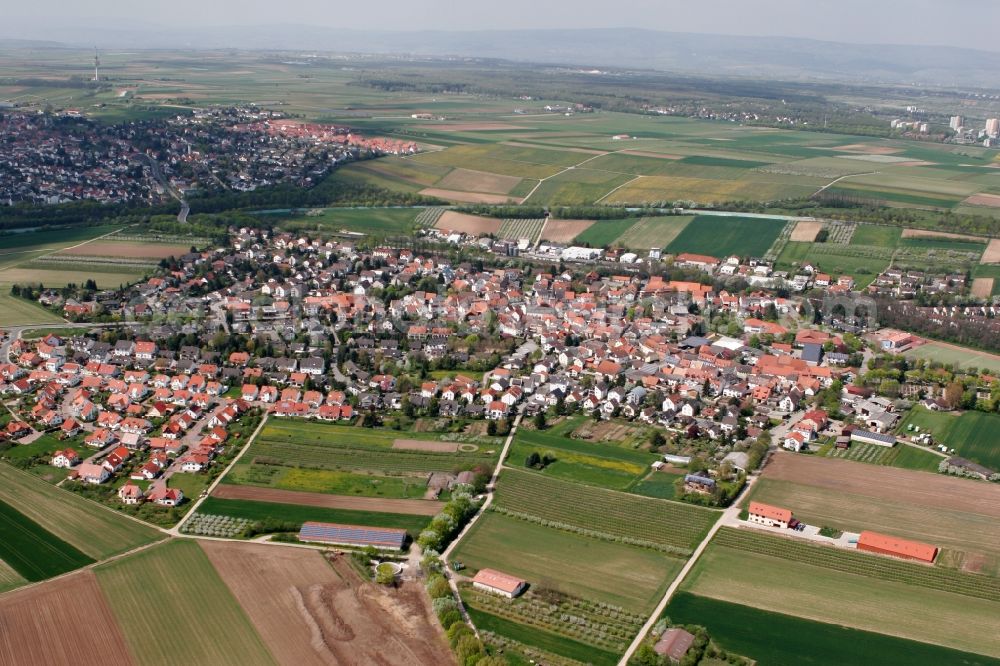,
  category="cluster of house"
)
[1,331,255,506]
